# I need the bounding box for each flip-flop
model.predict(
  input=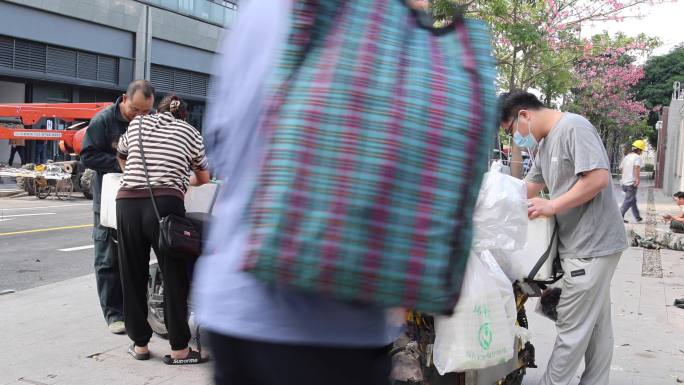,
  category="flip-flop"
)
[162,348,203,365]
[128,344,150,361]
